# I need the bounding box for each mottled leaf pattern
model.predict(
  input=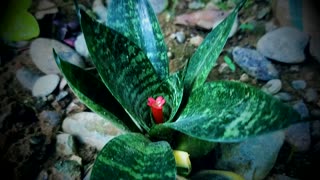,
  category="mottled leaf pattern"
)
[91,133,176,180]
[183,1,245,92]
[53,50,139,132]
[106,0,169,79]
[165,81,300,142]
[80,9,163,132]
